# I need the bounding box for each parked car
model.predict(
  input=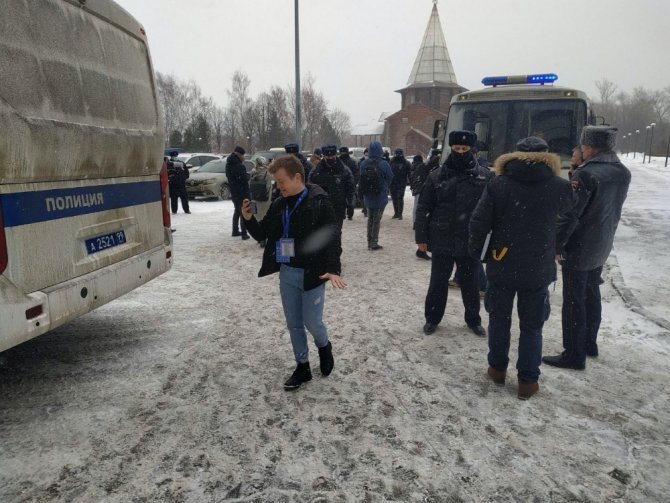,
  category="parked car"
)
[250,149,285,164]
[176,153,223,173]
[185,157,254,200]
